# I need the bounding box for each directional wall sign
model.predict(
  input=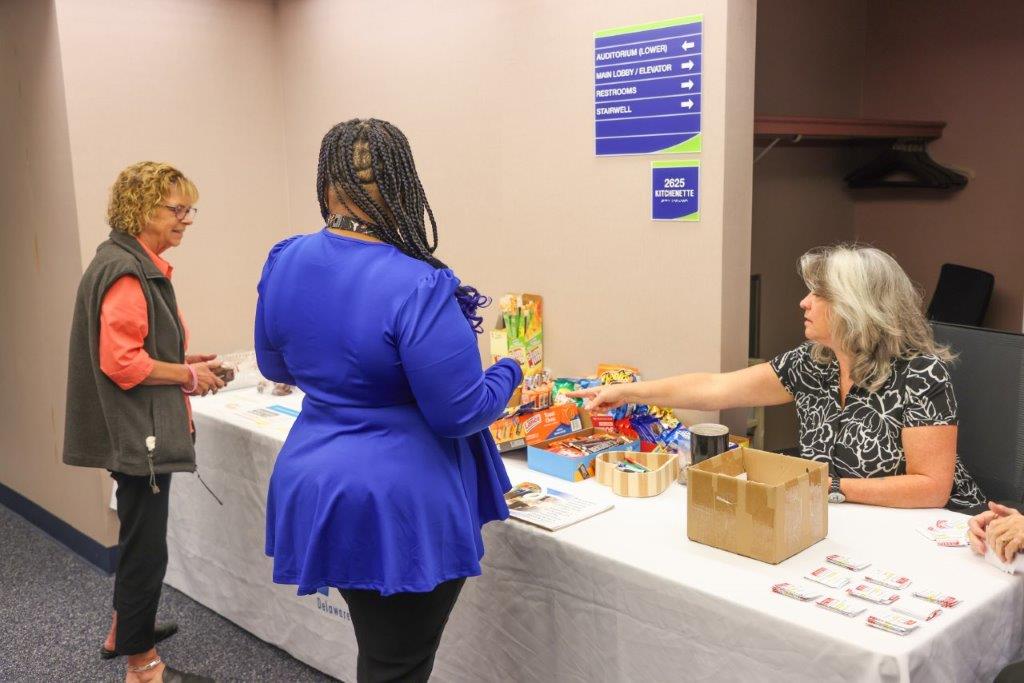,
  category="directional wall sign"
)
[652,160,699,221]
[595,15,703,156]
